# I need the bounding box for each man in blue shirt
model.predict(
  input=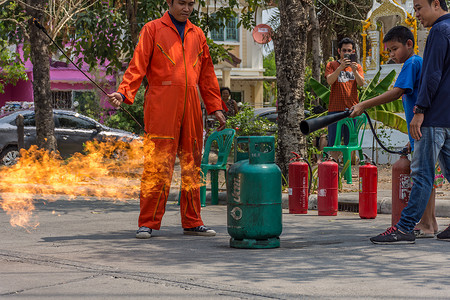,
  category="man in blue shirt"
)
[370,0,450,244]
